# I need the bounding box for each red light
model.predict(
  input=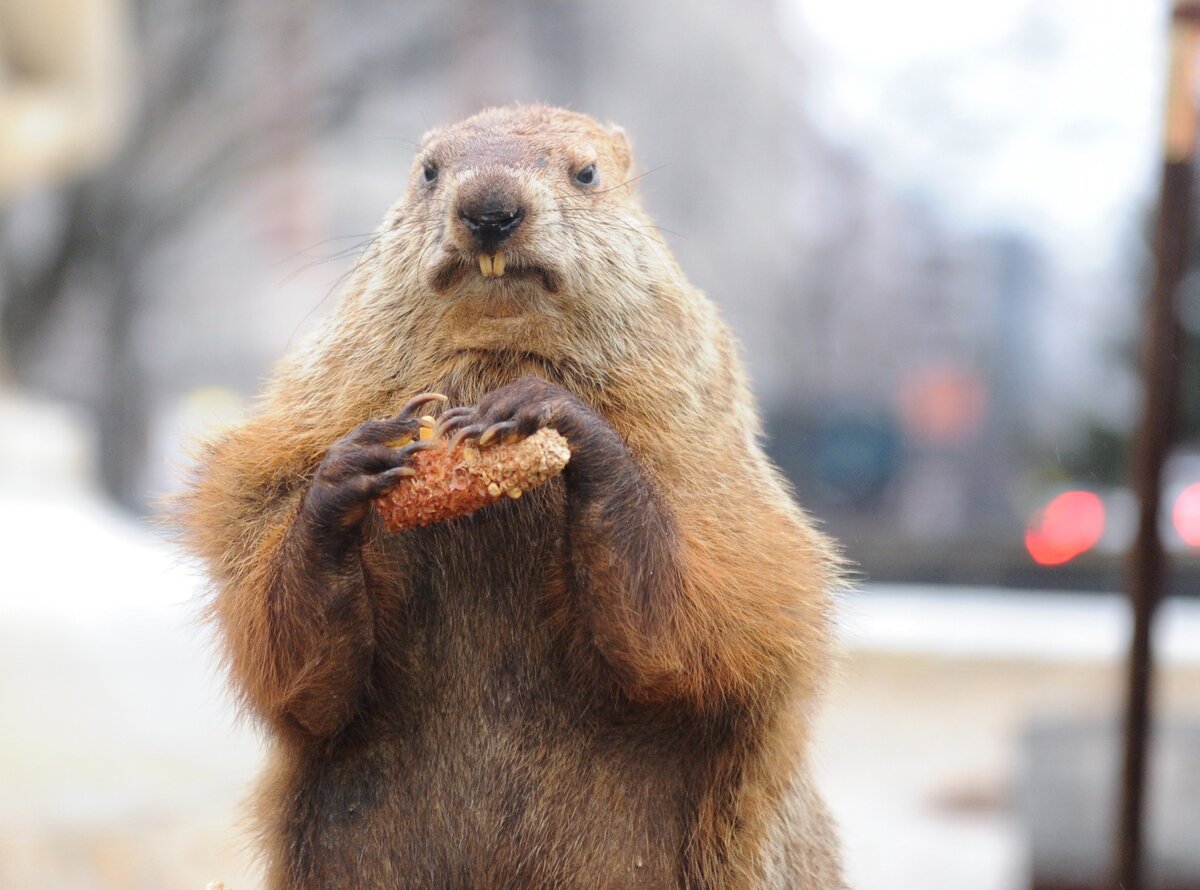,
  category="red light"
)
[1174,483,1200,548]
[1025,490,1106,566]
[897,365,987,446]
